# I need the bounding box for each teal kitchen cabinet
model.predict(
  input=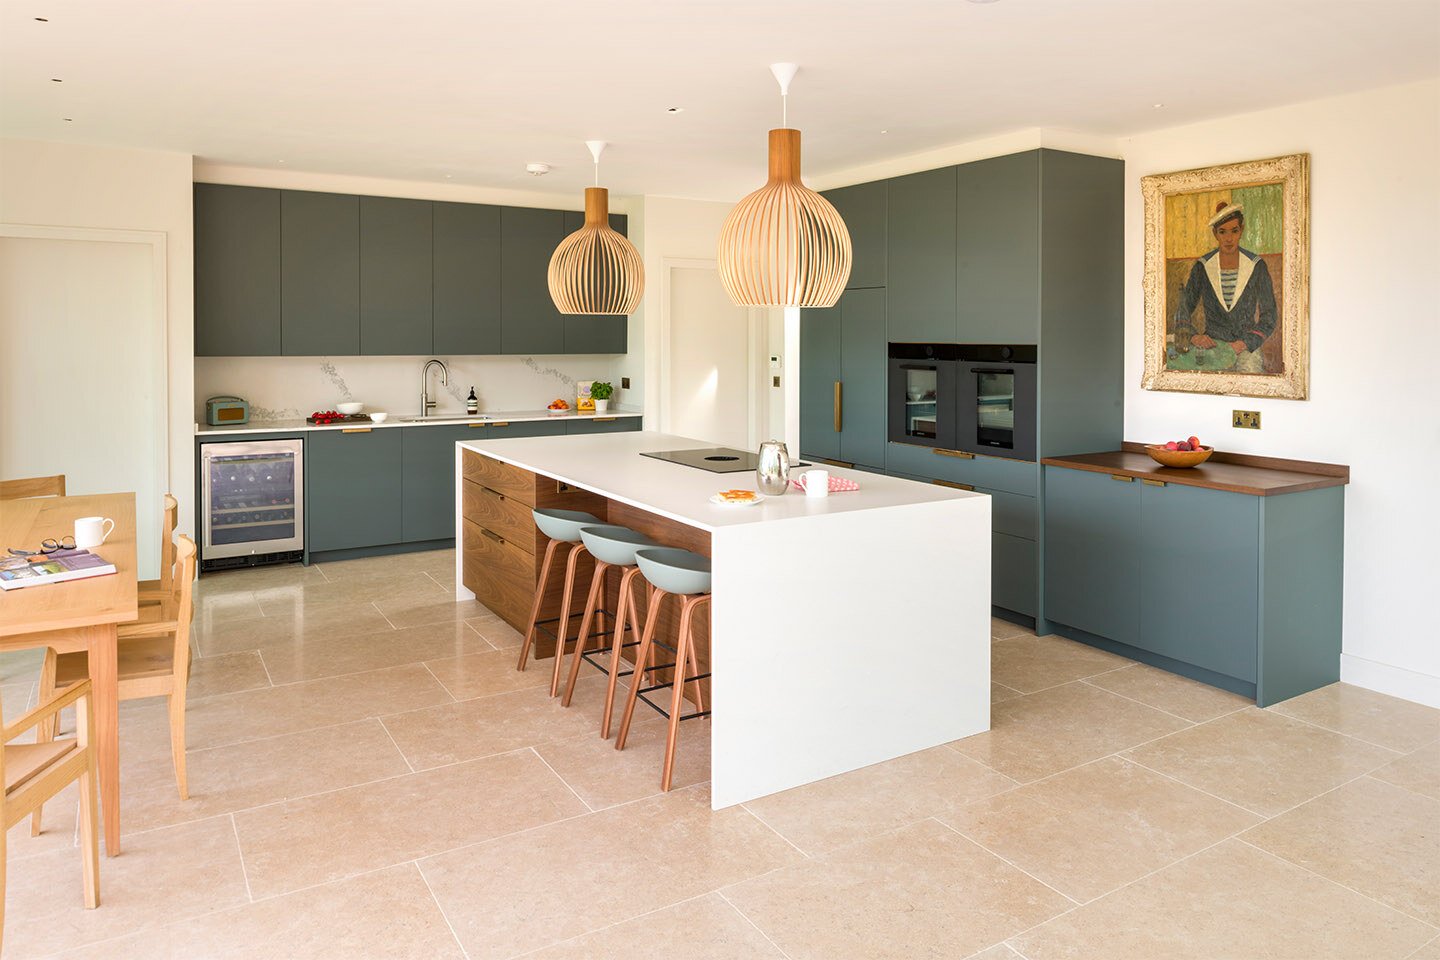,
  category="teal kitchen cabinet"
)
[993,532,1037,618]
[194,184,282,356]
[481,419,567,439]
[433,201,502,356]
[956,152,1040,343]
[500,207,567,355]
[823,180,886,289]
[799,305,842,462]
[306,427,403,552]
[885,442,1039,497]
[1042,465,1141,646]
[560,211,630,354]
[886,166,957,342]
[565,416,642,435]
[401,424,480,543]
[281,190,360,356]
[361,197,433,355]
[800,289,886,470]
